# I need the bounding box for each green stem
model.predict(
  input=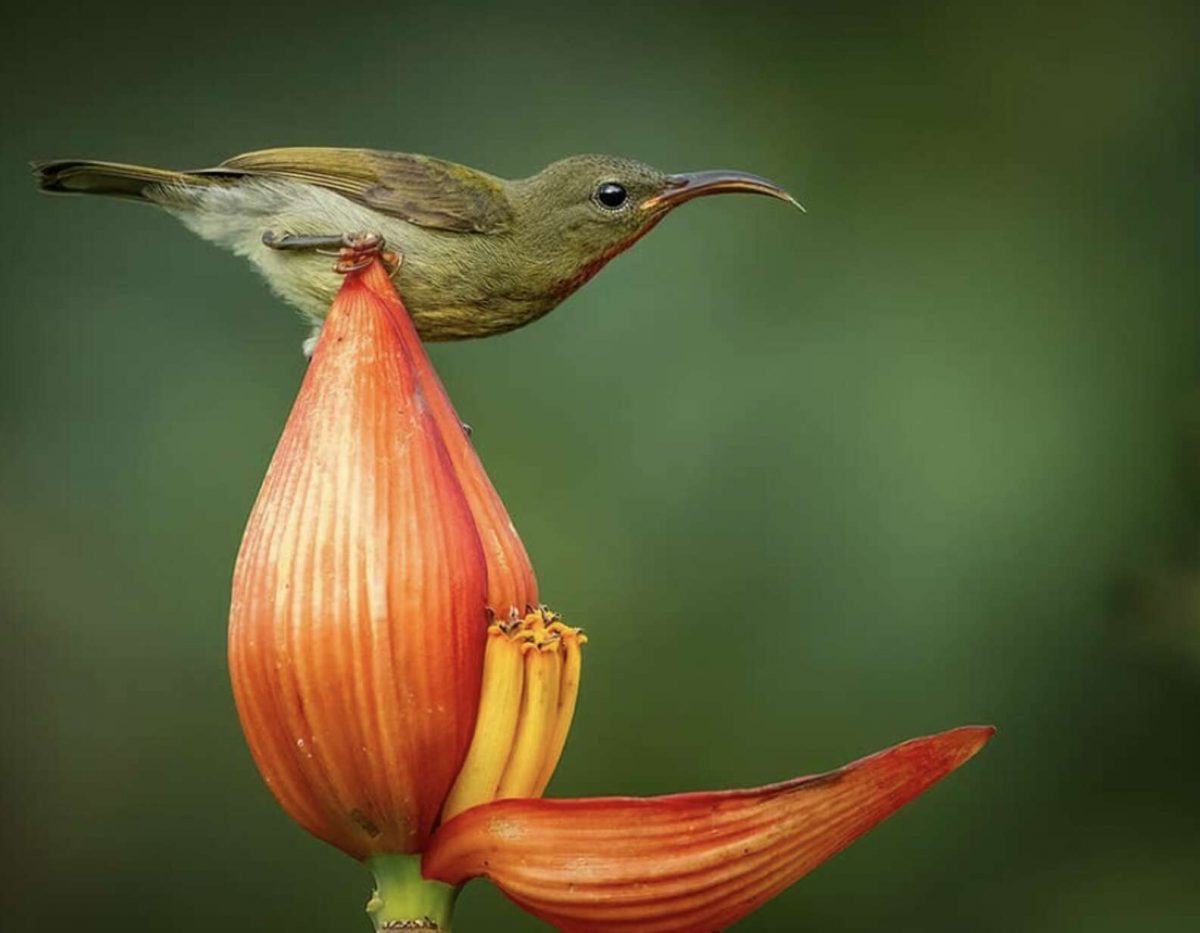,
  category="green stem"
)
[365,853,459,933]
